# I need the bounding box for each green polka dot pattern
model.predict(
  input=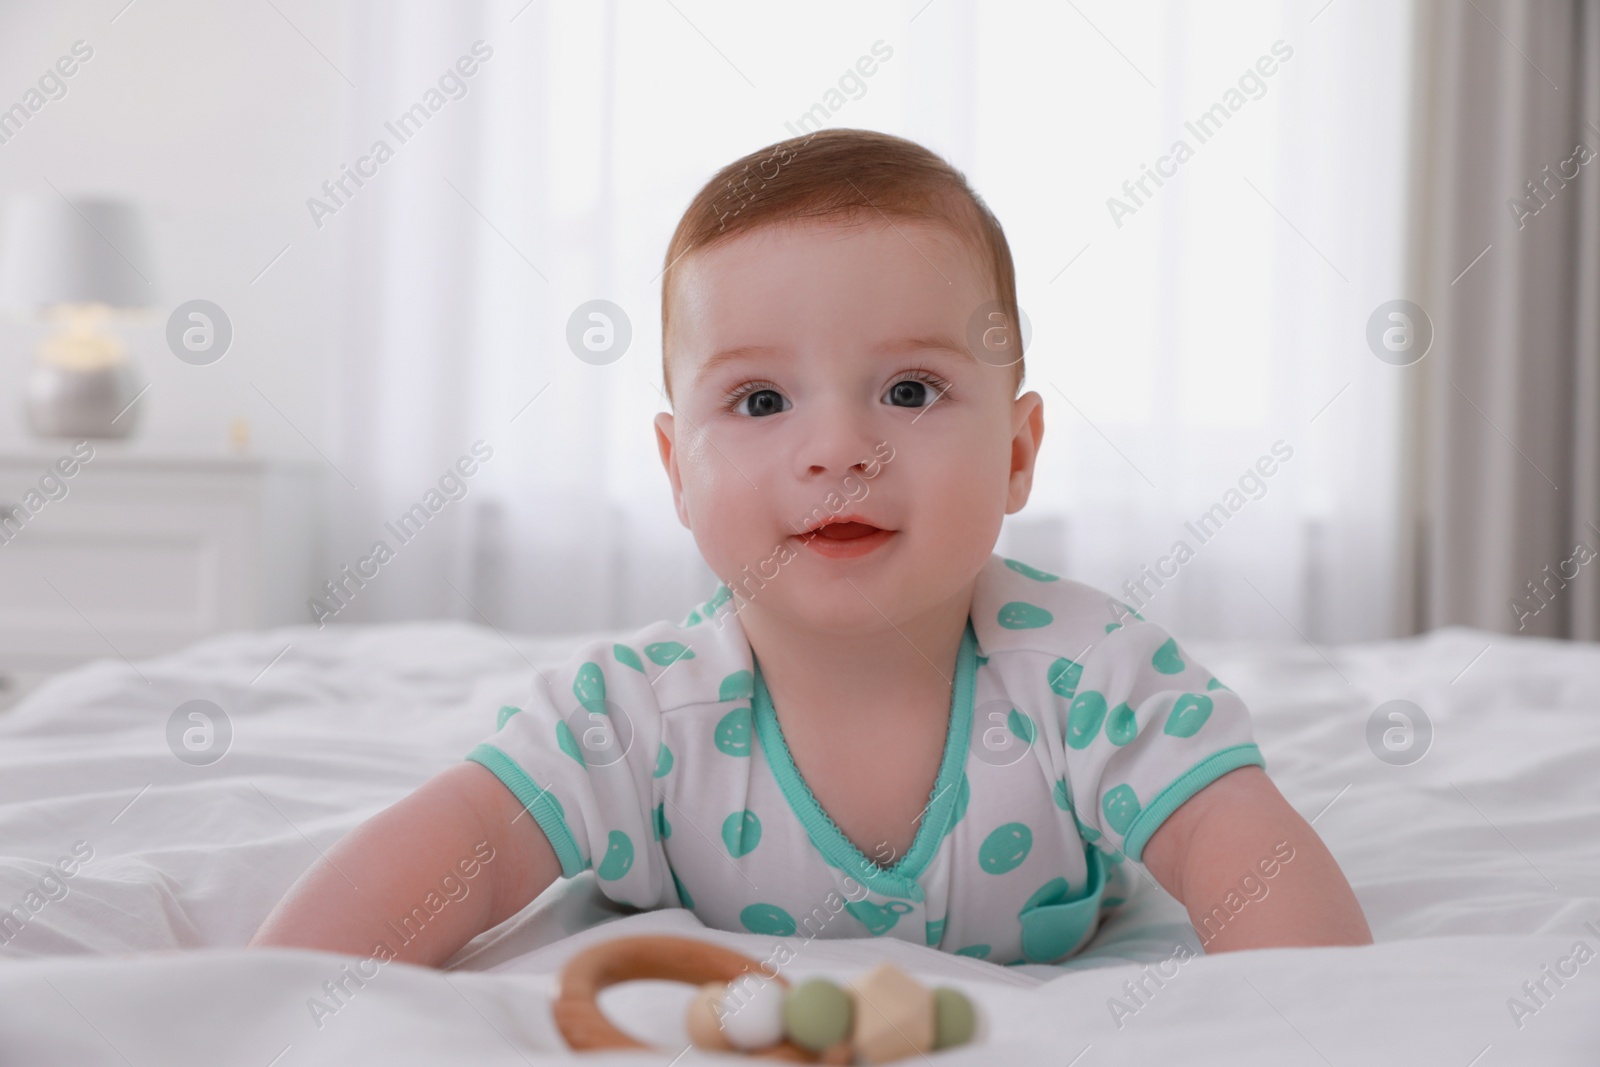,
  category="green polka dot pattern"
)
[652,801,671,841]
[1151,638,1185,674]
[1105,702,1138,746]
[740,902,796,936]
[596,830,634,880]
[1065,691,1108,749]
[645,641,694,666]
[1047,658,1082,698]
[997,601,1053,629]
[714,706,752,756]
[573,662,606,714]
[845,898,914,935]
[978,822,1033,874]
[1165,693,1213,737]
[719,669,753,701]
[1101,785,1141,835]
[722,809,762,857]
